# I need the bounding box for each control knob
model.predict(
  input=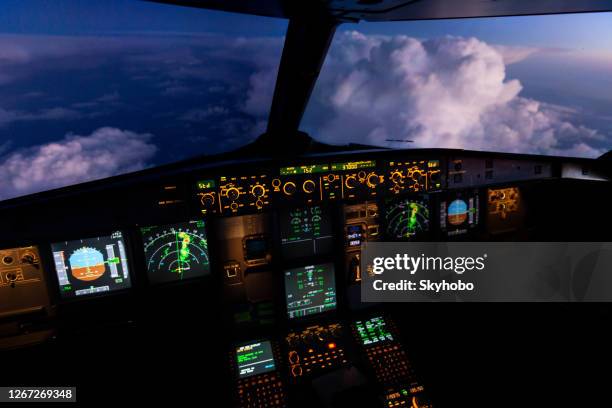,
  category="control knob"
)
[251,184,266,198]
[226,187,240,201]
[21,253,35,265]
[302,179,316,194]
[345,176,359,189]
[390,171,403,183]
[283,182,297,196]
[200,193,215,208]
[366,172,380,188]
